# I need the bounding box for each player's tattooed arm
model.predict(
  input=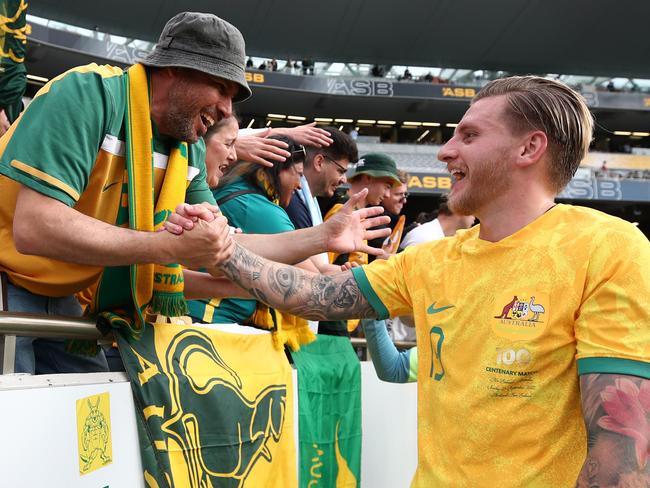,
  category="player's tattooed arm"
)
[217,242,377,321]
[575,373,650,488]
